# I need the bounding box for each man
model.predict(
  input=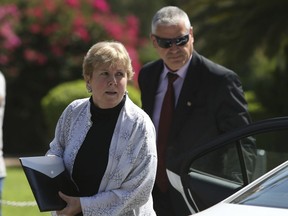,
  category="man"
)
[138,6,253,216]
[0,71,6,216]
